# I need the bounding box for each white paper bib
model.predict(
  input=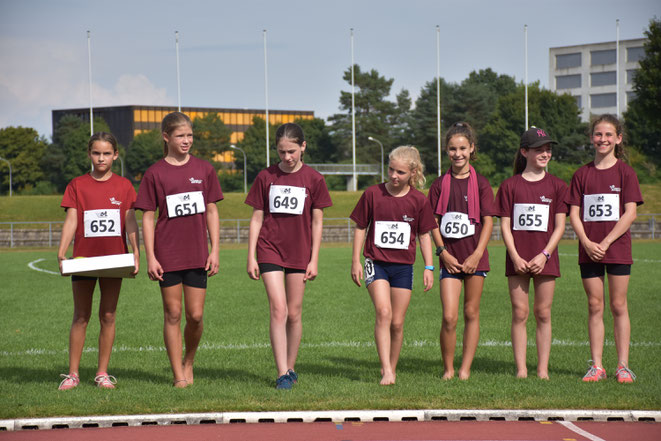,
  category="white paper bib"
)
[84,209,121,238]
[440,211,475,239]
[166,191,205,218]
[512,203,550,232]
[374,221,411,250]
[583,193,619,222]
[269,185,306,215]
